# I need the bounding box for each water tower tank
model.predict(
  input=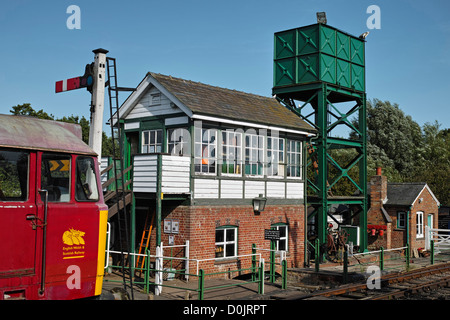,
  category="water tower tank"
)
[273,23,365,92]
